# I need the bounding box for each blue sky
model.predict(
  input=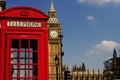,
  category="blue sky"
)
[6,0,120,71]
